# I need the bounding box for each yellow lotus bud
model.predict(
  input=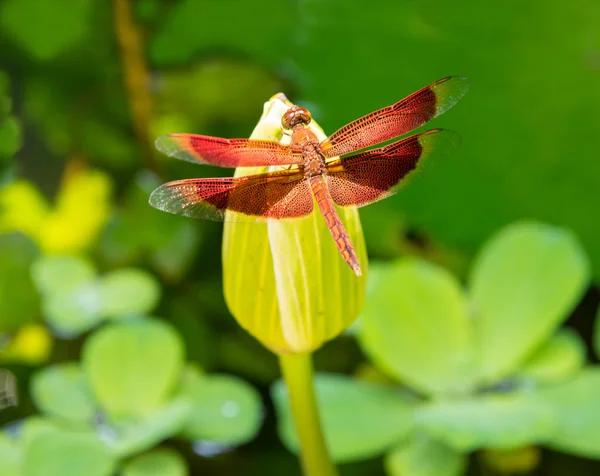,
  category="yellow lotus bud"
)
[223,94,367,354]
